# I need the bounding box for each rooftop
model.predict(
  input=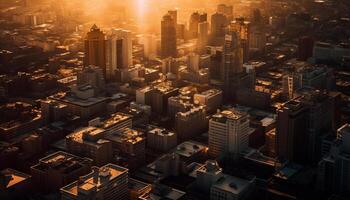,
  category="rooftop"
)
[61,164,128,196]
[212,175,253,195]
[32,151,92,173]
[105,128,144,145]
[175,141,207,158]
[0,168,31,189]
